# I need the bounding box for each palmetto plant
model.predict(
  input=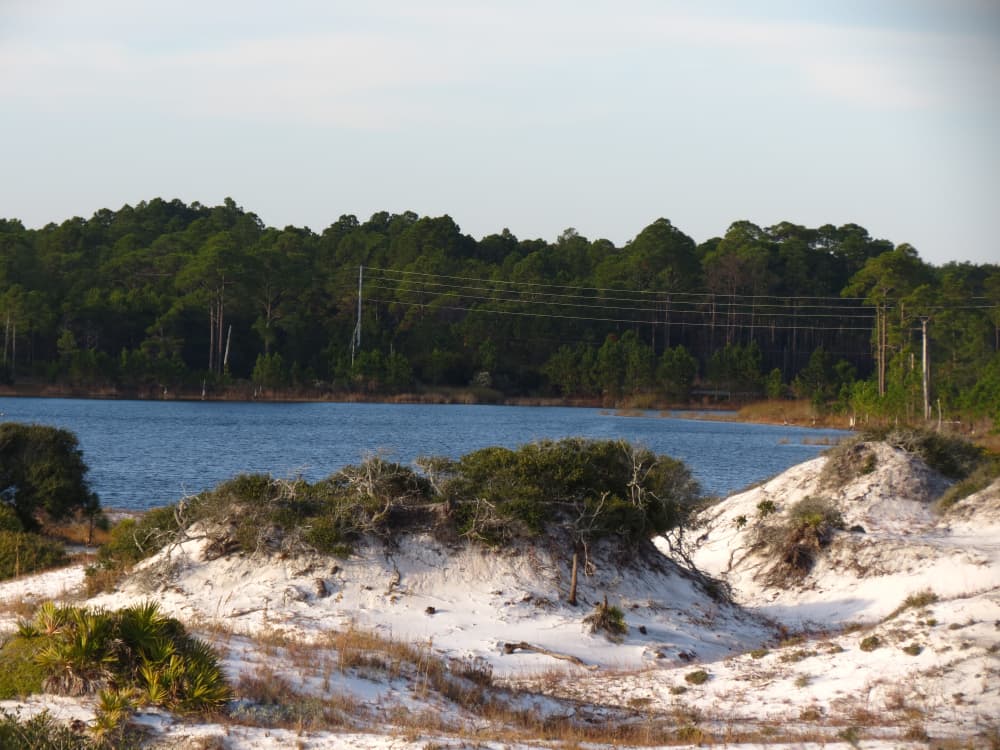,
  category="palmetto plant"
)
[18,601,71,639]
[16,600,231,715]
[92,687,134,749]
[36,608,116,696]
